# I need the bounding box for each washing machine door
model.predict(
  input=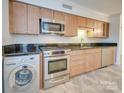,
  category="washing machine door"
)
[9,64,36,90]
